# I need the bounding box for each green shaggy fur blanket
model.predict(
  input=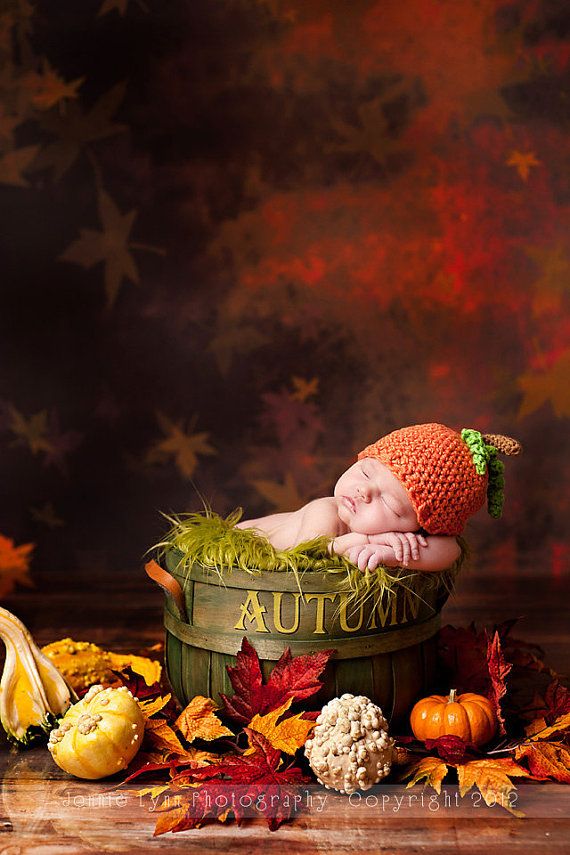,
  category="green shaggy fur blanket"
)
[155,509,465,608]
